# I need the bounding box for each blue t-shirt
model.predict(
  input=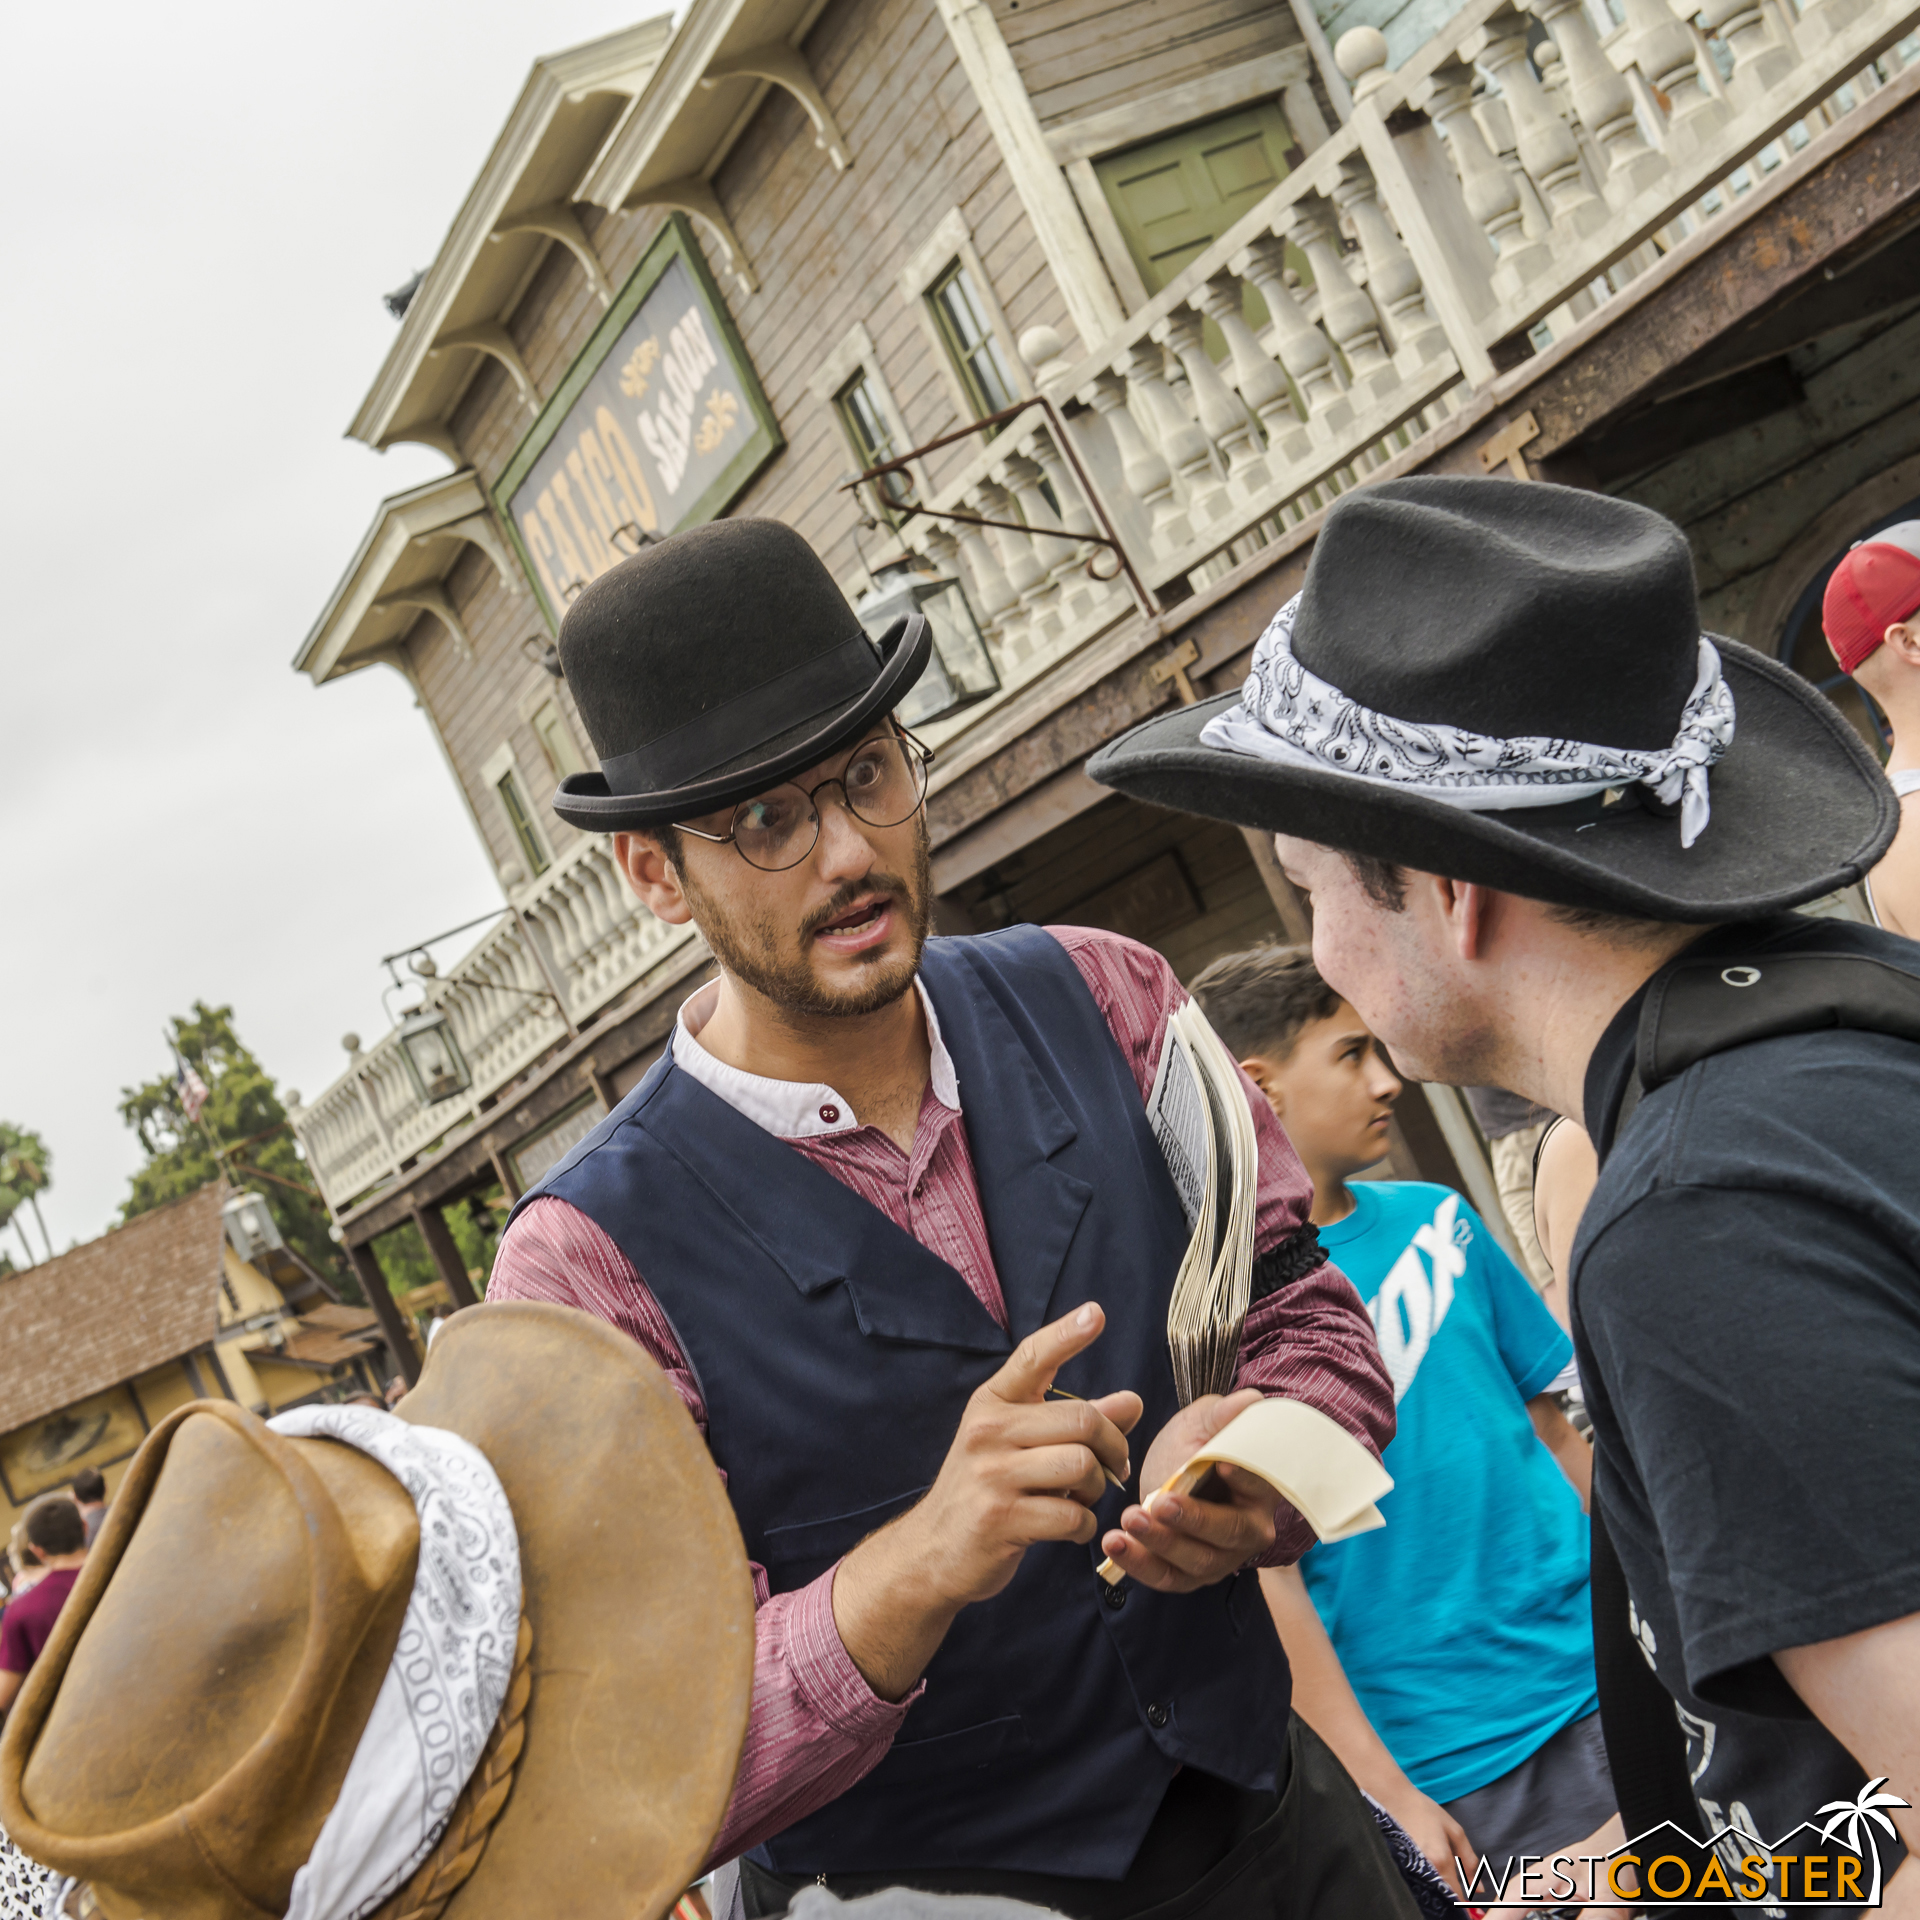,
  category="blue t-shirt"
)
[1303,1181,1596,1802]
